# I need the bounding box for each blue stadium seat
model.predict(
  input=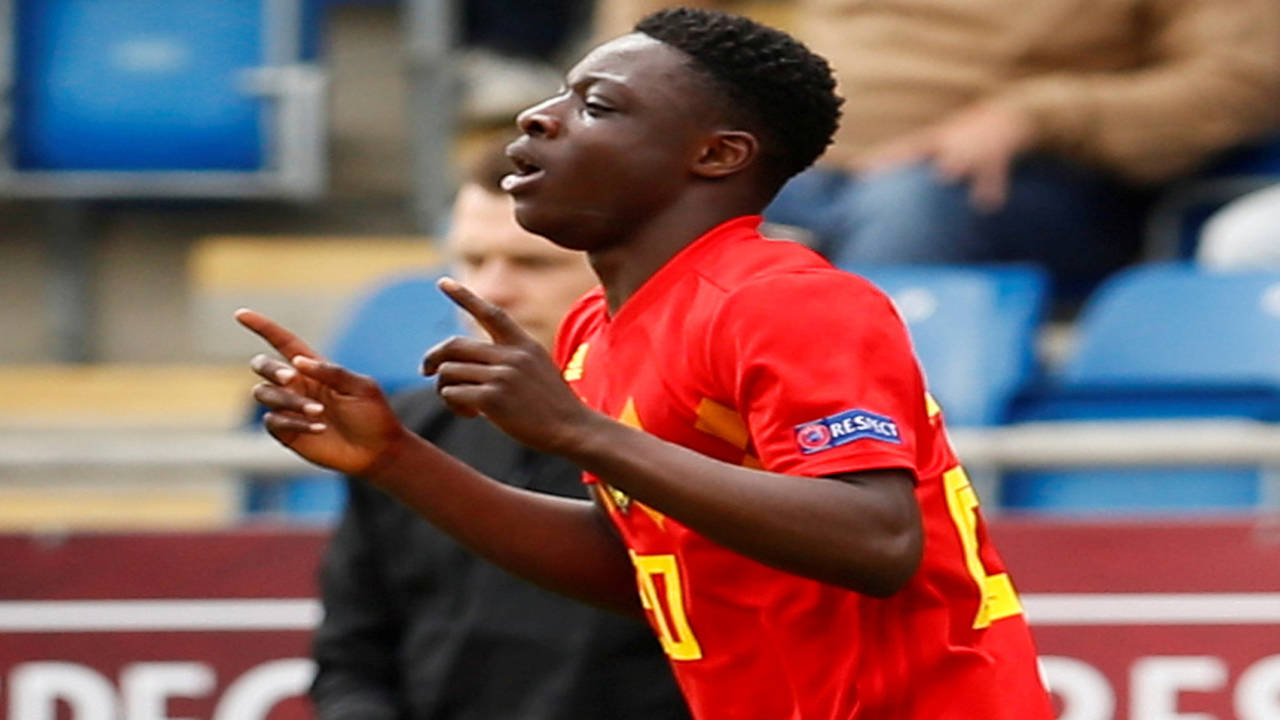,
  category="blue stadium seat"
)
[15,1,265,170]
[5,0,326,196]
[1003,263,1280,513]
[855,264,1049,427]
[248,271,464,520]
[327,272,465,396]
